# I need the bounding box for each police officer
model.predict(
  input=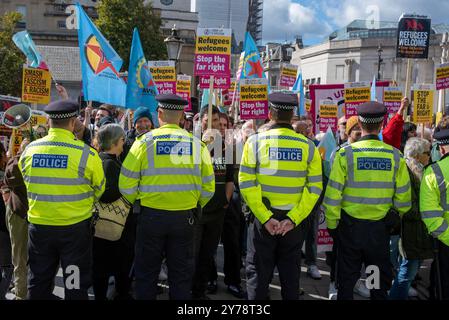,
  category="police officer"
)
[19,100,105,300]
[420,128,449,299]
[239,92,323,300]
[323,101,412,300]
[119,94,215,300]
